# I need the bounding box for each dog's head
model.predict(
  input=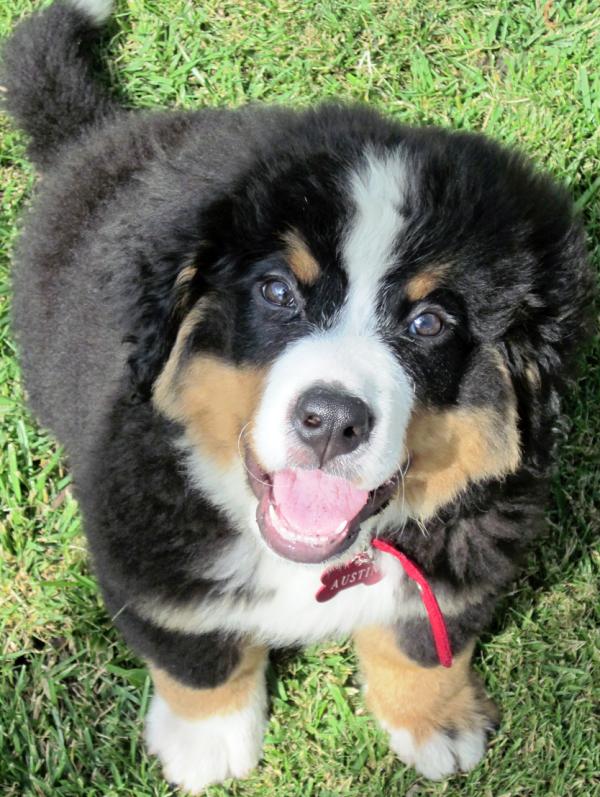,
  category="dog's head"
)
[134,107,591,566]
